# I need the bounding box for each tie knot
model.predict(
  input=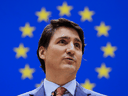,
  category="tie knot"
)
[56,87,67,95]
[51,87,67,96]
